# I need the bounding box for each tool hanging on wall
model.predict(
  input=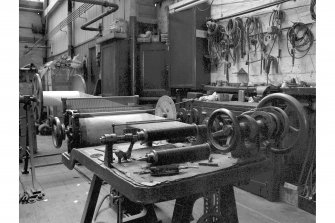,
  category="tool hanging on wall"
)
[245,17,266,75]
[264,55,278,85]
[226,18,244,64]
[205,20,229,68]
[287,22,314,67]
[267,9,284,69]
